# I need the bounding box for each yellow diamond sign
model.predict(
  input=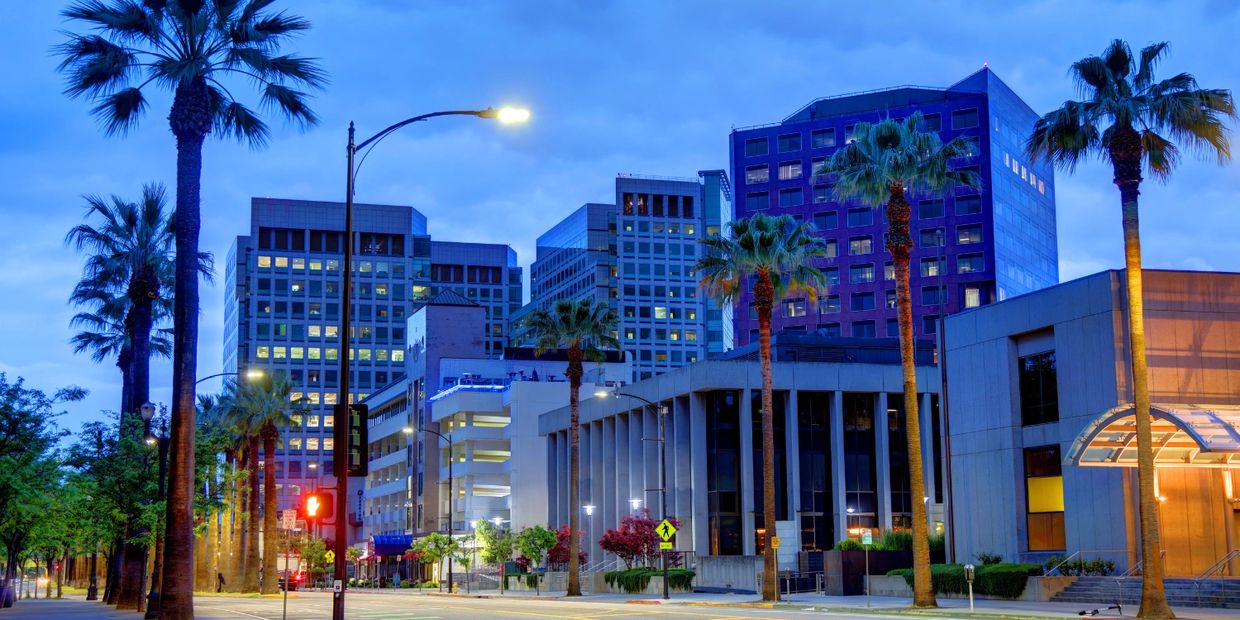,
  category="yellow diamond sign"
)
[324,550,336,563]
[656,519,677,541]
